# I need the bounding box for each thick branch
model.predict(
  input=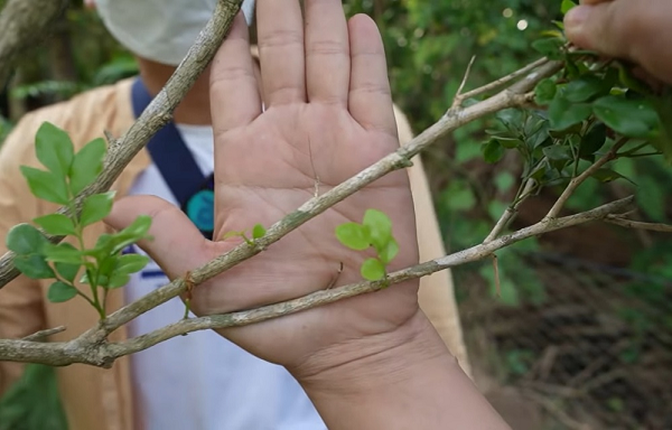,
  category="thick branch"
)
[0,0,69,88]
[0,0,244,290]
[0,197,632,366]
